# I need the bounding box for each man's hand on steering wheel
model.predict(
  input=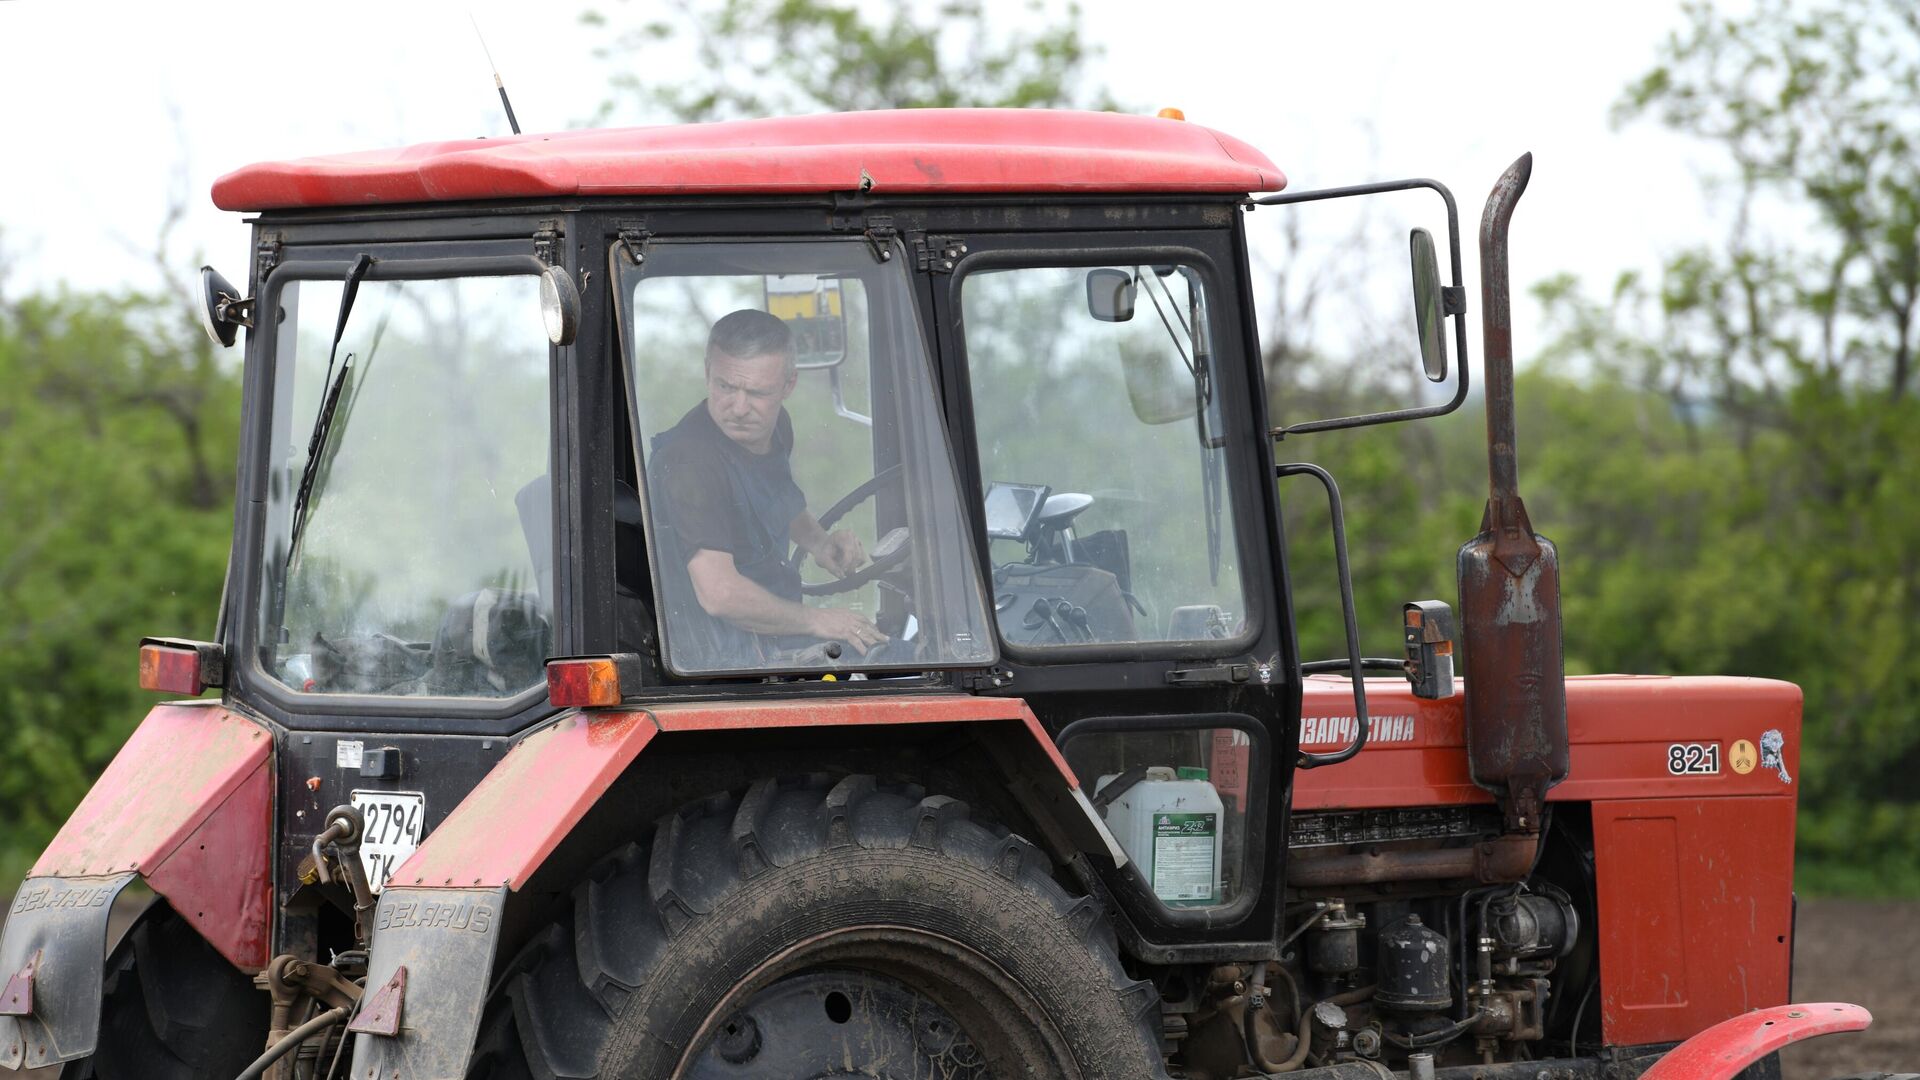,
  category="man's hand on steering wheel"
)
[788,465,909,597]
[809,529,867,578]
[806,607,888,654]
